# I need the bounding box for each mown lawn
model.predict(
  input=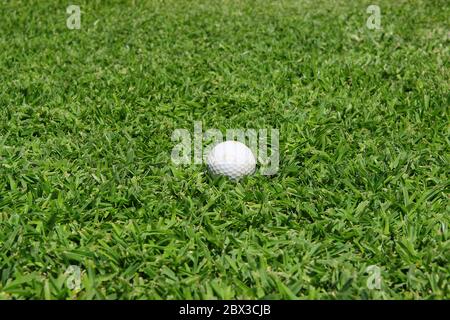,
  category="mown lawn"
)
[0,0,449,299]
